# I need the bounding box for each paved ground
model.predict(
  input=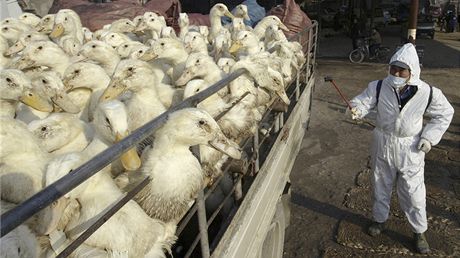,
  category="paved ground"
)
[283,25,460,257]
